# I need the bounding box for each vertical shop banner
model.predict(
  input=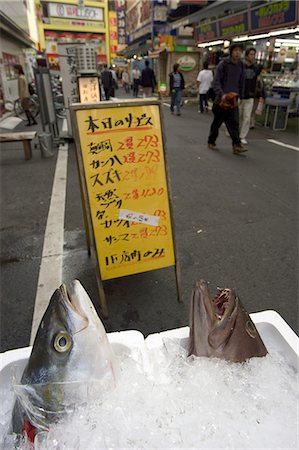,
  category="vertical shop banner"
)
[109,11,118,63]
[116,0,127,45]
[58,43,81,135]
[71,101,175,281]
